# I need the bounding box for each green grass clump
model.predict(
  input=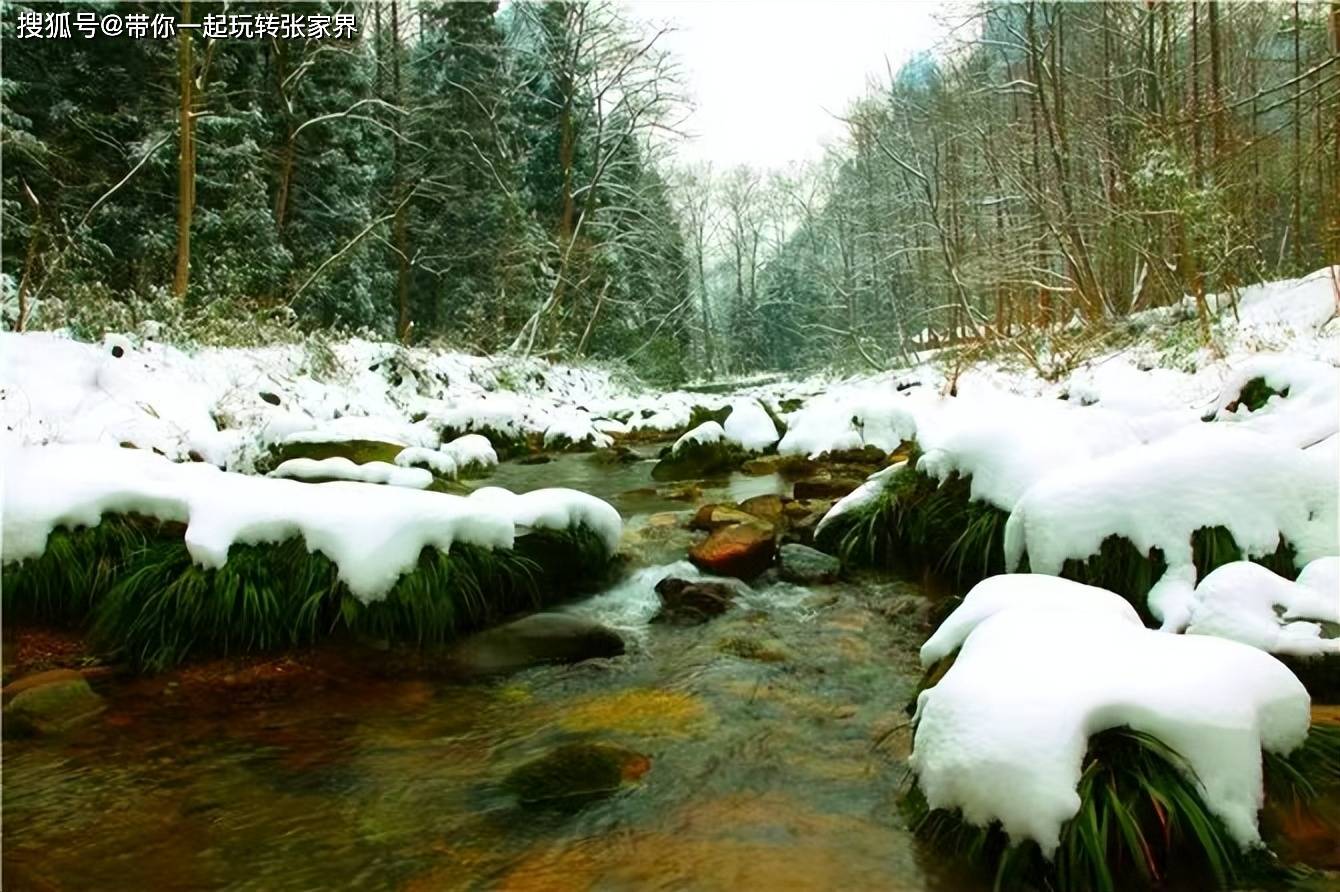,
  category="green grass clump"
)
[903,726,1327,891]
[1228,377,1289,414]
[822,461,1009,588]
[824,459,1300,613]
[1059,527,1298,624]
[3,514,614,671]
